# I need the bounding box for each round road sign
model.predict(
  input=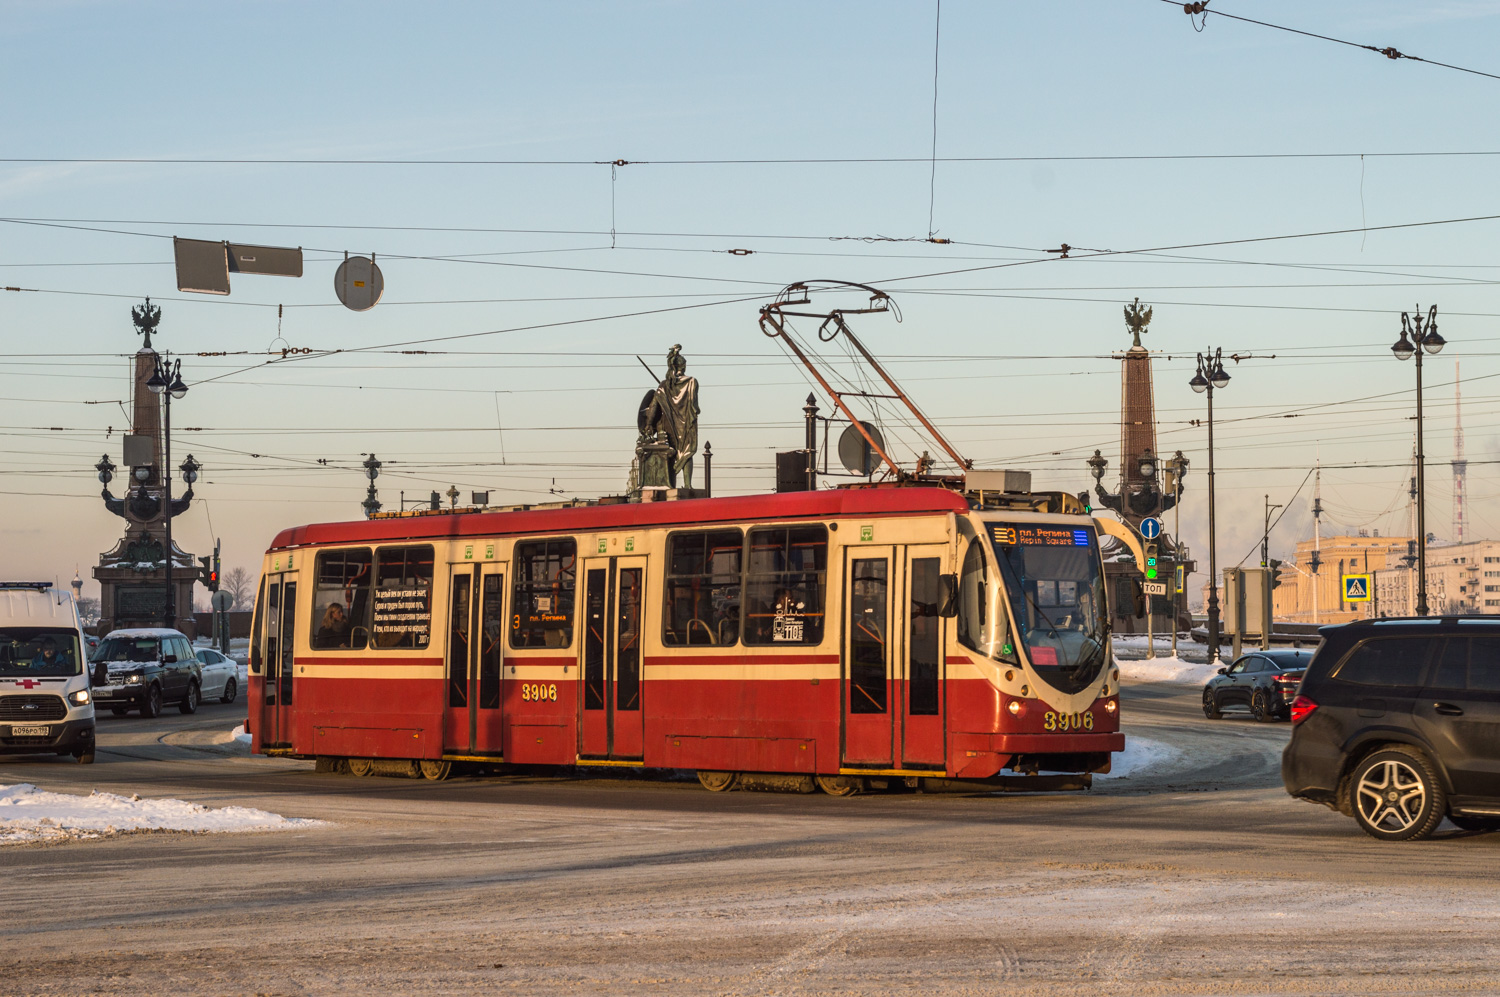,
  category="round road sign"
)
[1139,517,1162,540]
